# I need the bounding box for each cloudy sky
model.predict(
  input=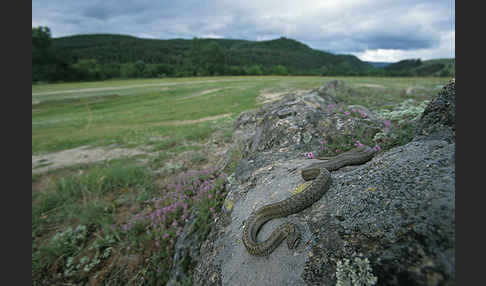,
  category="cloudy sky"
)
[32,0,455,62]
